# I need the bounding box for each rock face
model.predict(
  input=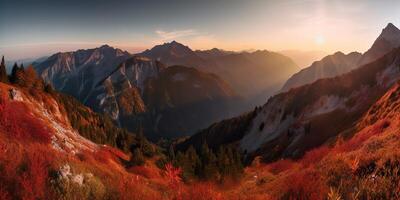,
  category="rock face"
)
[179,47,400,161]
[281,23,400,92]
[358,23,400,65]
[36,45,131,104]
[280,52,362,92]
[89,56,165,121]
